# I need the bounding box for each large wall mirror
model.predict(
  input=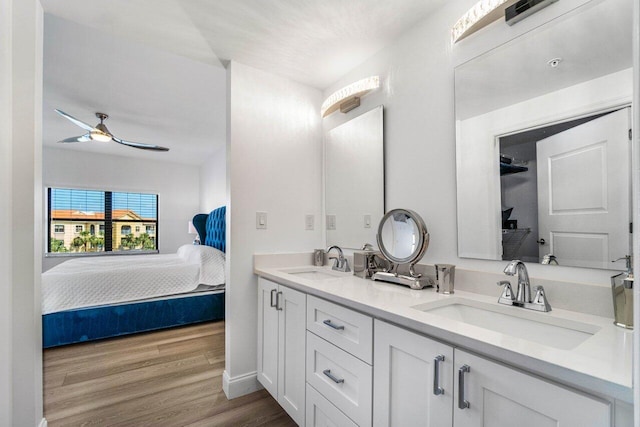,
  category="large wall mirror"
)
[455,0,632,270]
[326,106,384,249]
